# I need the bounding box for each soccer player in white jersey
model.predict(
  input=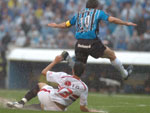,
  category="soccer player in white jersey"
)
[7,51,100,112]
